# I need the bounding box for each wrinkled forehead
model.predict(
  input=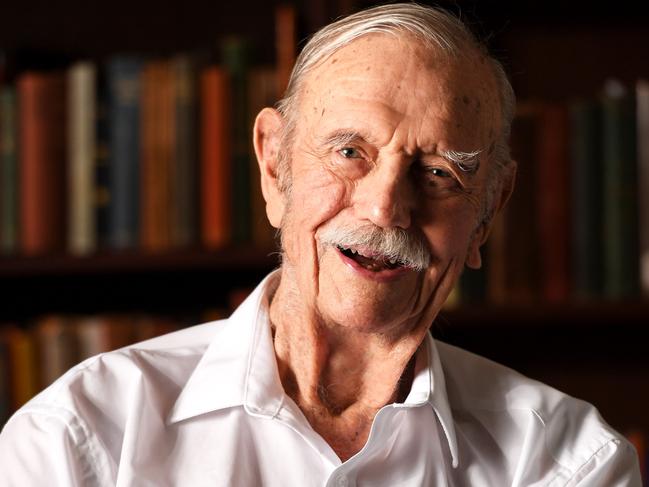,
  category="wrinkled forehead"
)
[296,33,502,147]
